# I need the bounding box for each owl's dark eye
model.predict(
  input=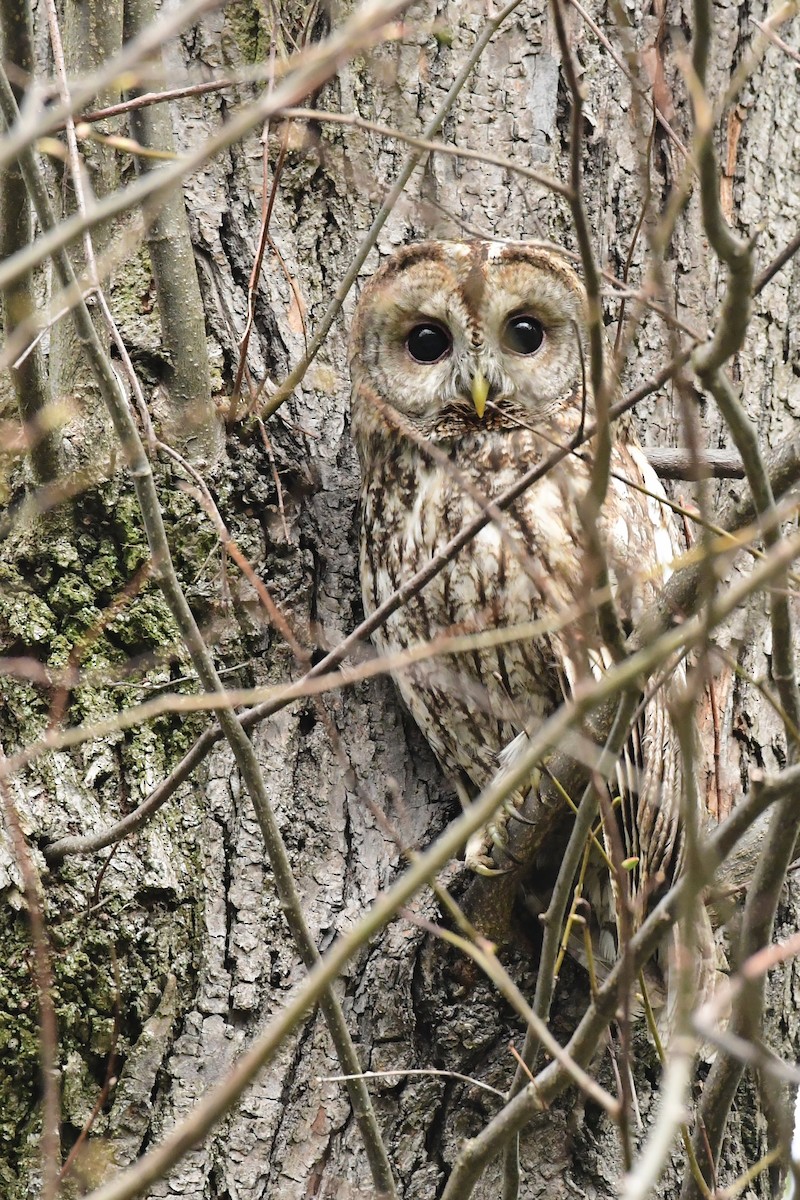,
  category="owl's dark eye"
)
[406,322,452,364]
[502,314,544,356]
